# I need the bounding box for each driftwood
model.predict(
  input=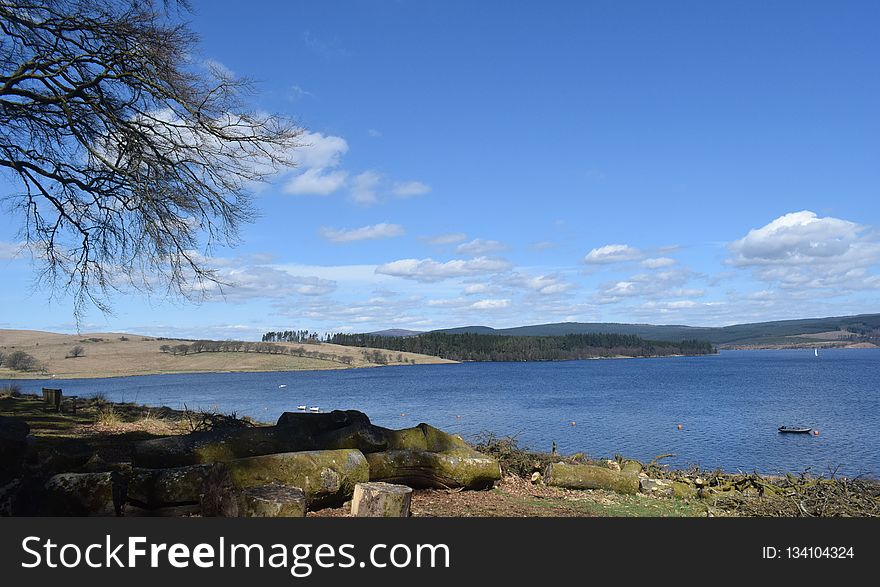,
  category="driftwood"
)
[351,482,412,517]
